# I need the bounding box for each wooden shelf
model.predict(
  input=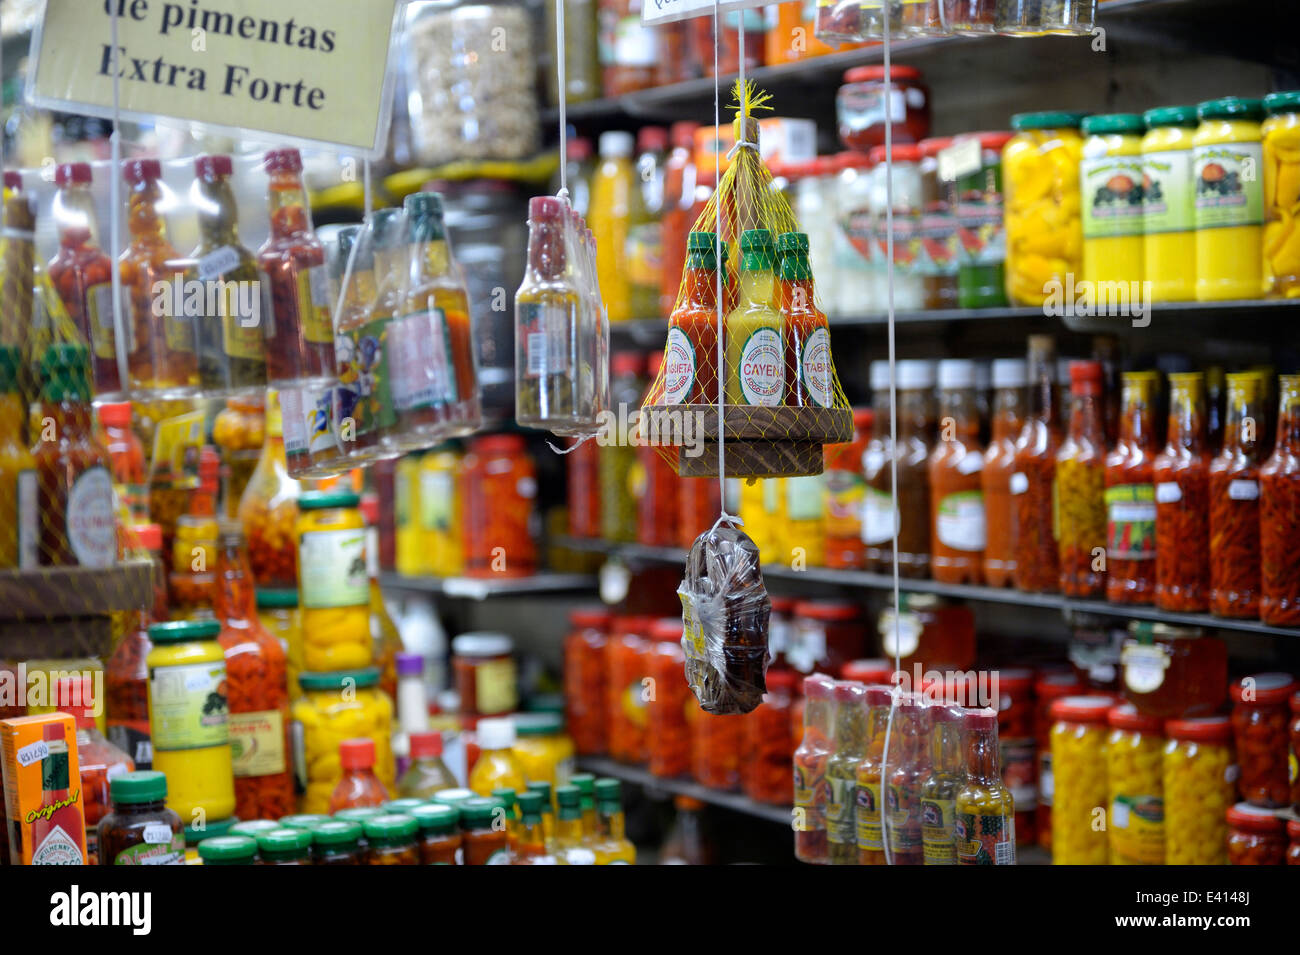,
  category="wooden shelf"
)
[0,561,154,660]
[379,571,597,601]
